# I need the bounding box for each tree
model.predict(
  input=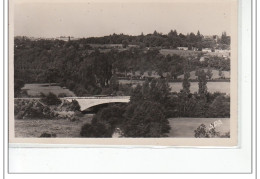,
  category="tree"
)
[170,67,178,80]
[123,101,170,137]
[194,123,221,138]
[206,68,213,80]
[197,70,207,96]
[194,124,209,138]
[182,71,190,93]
[41,92,61,105]
[208,96,230,117]
[122,40,128,48]
[220,31,230,45]
[130,84,143,103]
[109,74,119,92]
[14,79,24,97]
[219,70,224,79]
[148,79,171,105]
[80,104,125,137]
[196,30,202,42]
[45,68,60,85]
